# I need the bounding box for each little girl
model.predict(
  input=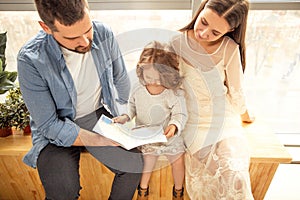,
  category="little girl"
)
[113,41,187,200]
